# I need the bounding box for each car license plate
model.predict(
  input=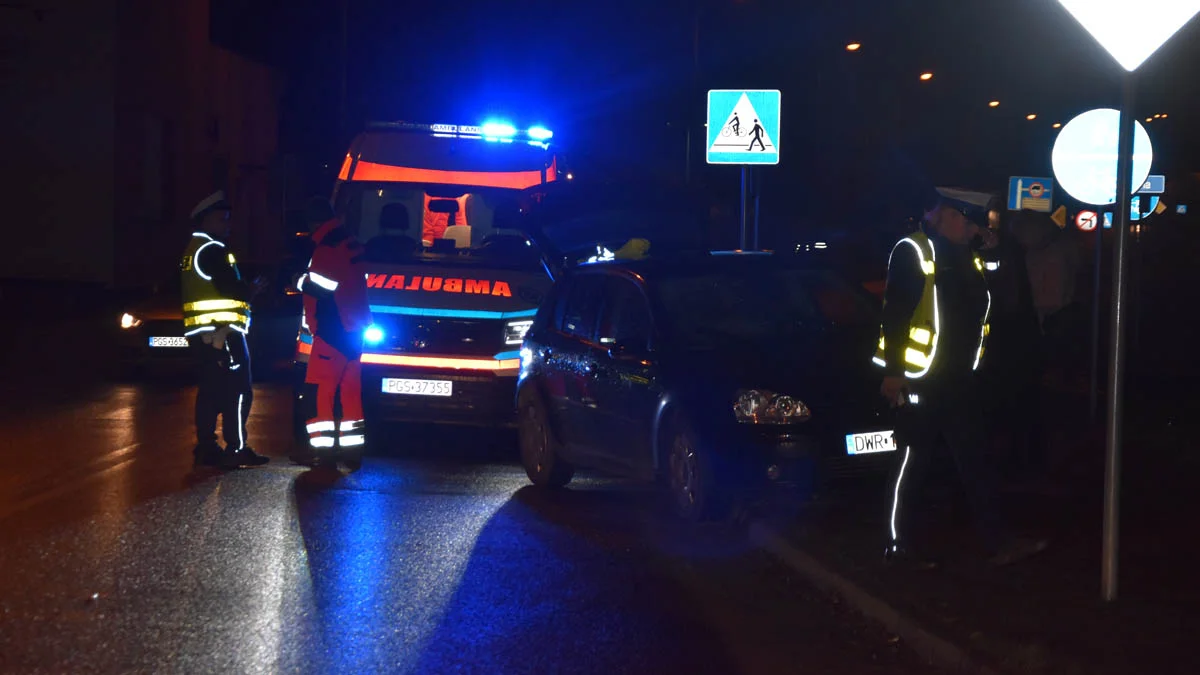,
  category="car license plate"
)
[845,430,897,455]
[148,336,189,348]
[381,378,453,397]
